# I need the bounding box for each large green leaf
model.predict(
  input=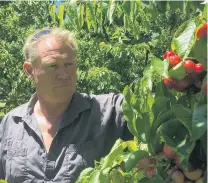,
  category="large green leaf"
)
[172,104,192,137]
[135,112,151,143]
[151,97,169,119]
[192,36,207,70]
[171,19,196,59]
[122,86,138,137]
[160,119,195,169]
[191,104,207,141]
[101,139,127,169]
[124,150,149,172]
[151,57,168,78]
